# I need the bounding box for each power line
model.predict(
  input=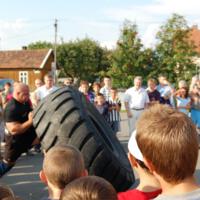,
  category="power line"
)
[5,24,52,40]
